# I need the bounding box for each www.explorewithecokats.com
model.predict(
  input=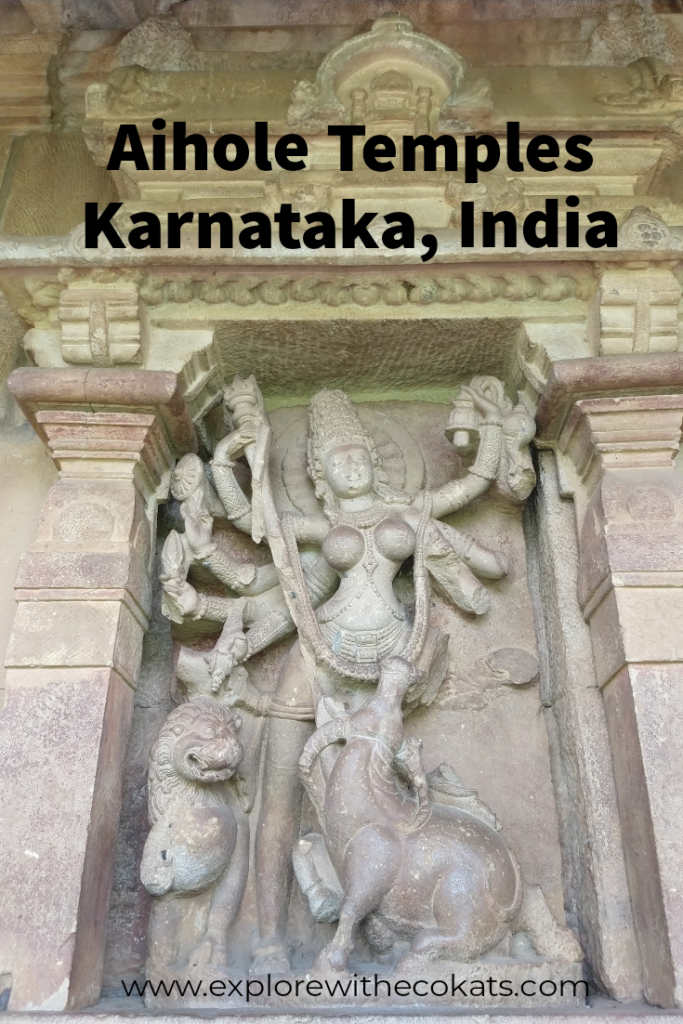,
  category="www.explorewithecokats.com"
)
[122,973,589,1002]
